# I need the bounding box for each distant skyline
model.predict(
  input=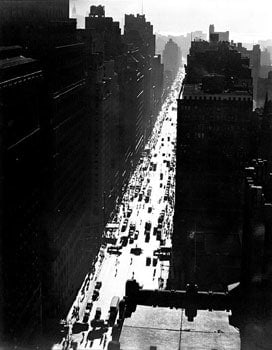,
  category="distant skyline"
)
[70,0,272,45]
